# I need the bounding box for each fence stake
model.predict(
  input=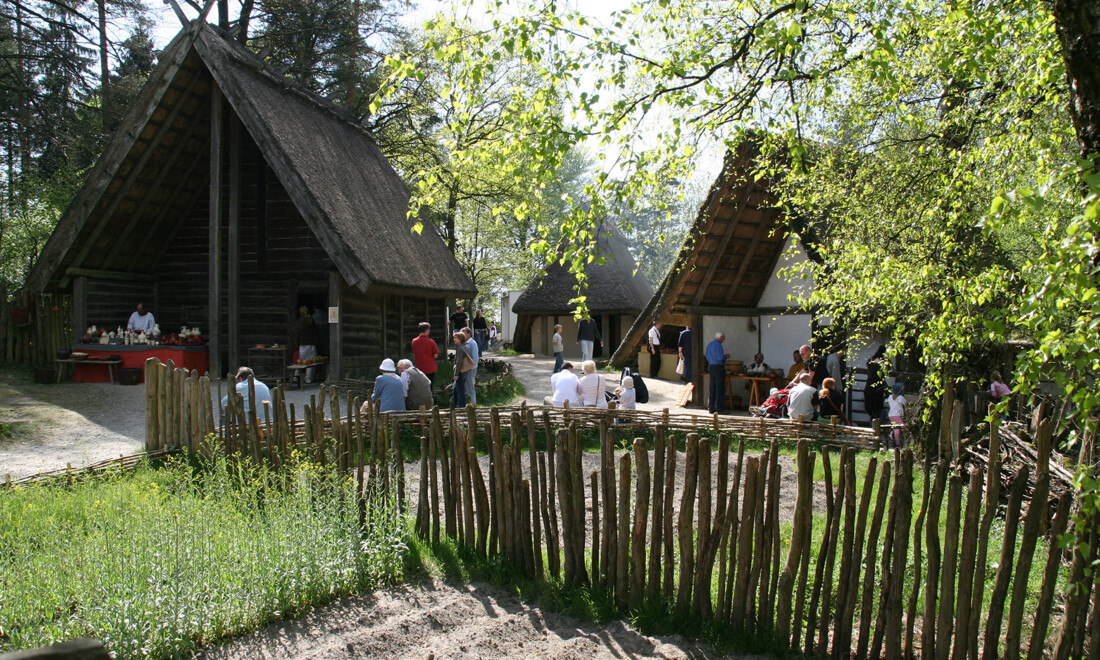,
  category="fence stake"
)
[930,470,963,660]
[1027,492,1073,660]
[556,428,577,585]
[762,440,782,627]
[591,471,601,586]
[692,437,712,618]
[884,451,914,660]
[662,428,678,603]
[544,424,560,580]
[730,455,758,627]
[616,452,632,609]
[1005,423,1051,658]
[857,459,892,660]
[723,439,747,623]
[676,433,700,612]
[600,419,616,590]
[526,410,543,578]
[982,464,1030,660]
[814,448,847,656]
[838,454,877,656]
[777,441,809,645]
[830,453,858,659]
[968,409,1003,652]
[631,438,650,610]
[648,425,666,604]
